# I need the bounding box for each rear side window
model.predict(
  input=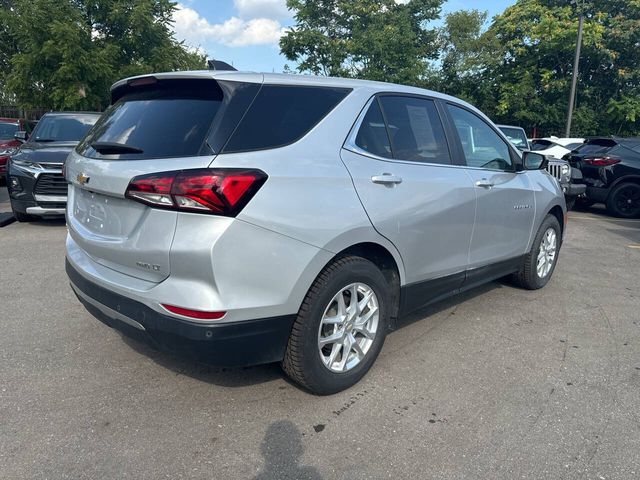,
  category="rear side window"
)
[379,96,451,164]
[355,100,392,159]
[222,85,350,153]
[78,79,223,160]
[448,104,513,170]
